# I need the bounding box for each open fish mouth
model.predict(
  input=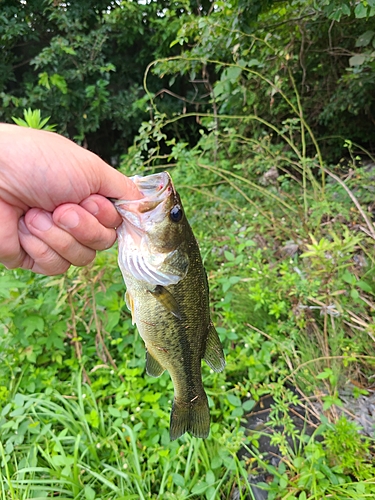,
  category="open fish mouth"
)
[113,172,173,215]
[113,172,174,238]
[130,172,172,199]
